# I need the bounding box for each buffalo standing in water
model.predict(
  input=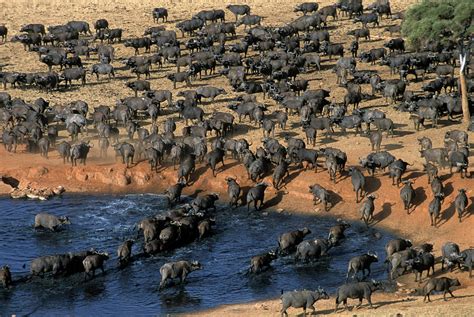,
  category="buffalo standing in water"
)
[159,260,202,289]
[30,254,73,277]
[83,252,109,280]
[278,228,311,255]
[0,265,12,288]
[34,213,71,231]
[117,240,134,266]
